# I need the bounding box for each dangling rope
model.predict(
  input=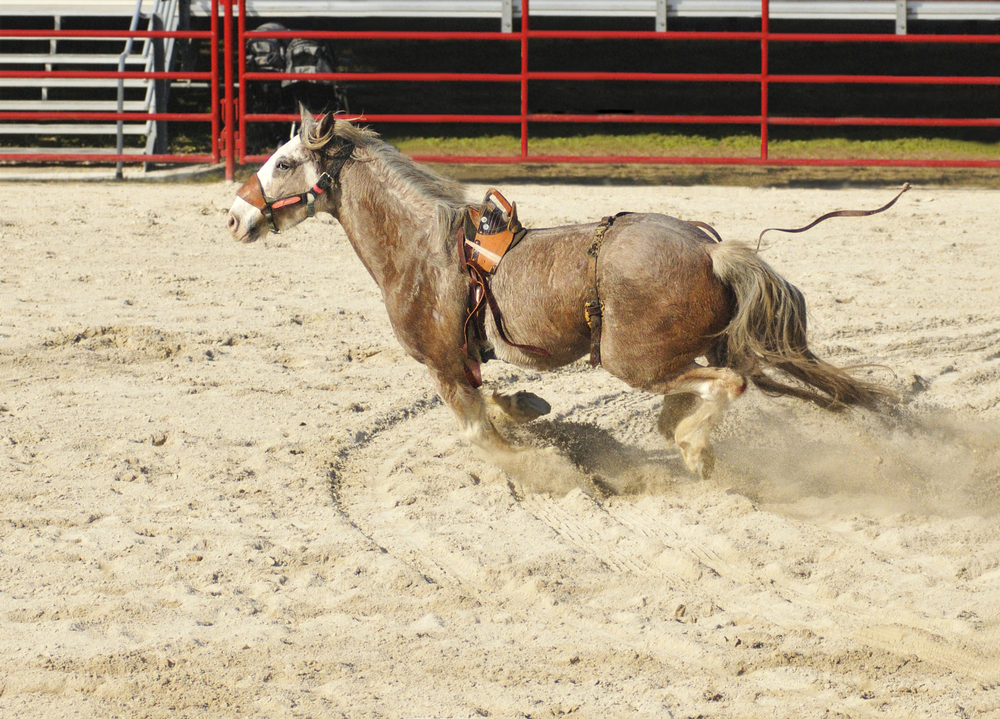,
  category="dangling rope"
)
[755,183,911,252]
